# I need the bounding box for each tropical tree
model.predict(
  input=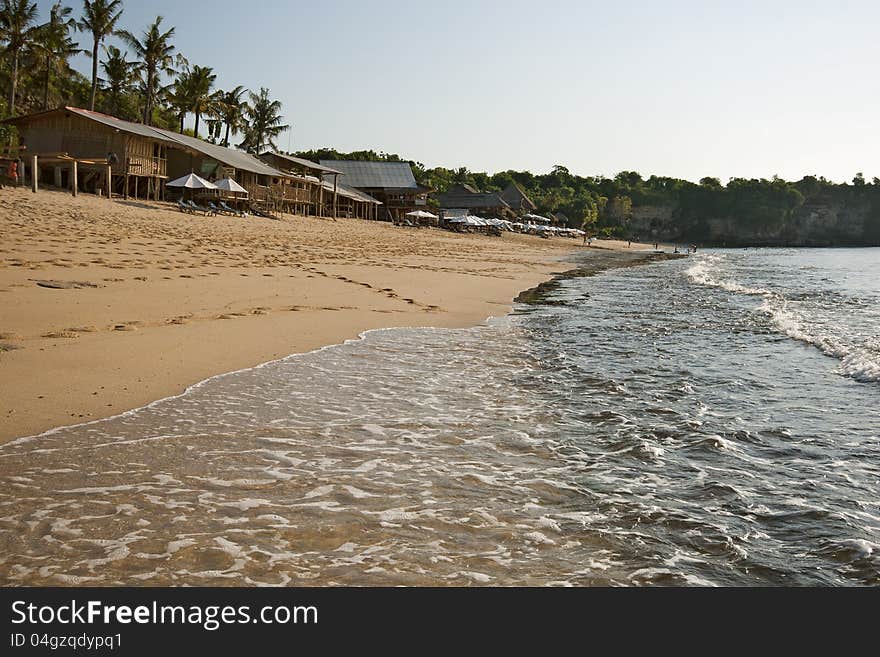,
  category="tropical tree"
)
[37,2,80,110]
[0,0,39,114]
[214,84,246,147]
[187,64,214,137]
[118,15,176,125]
[99,44,134,117]
[166,64,192,132]
[77,0,123,111]
[238,87,288,154]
